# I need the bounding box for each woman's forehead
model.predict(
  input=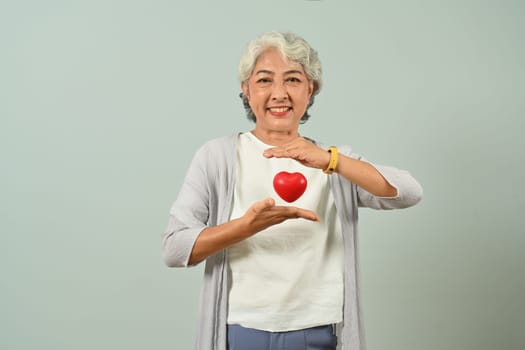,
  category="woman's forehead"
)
[252,48,304,74]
